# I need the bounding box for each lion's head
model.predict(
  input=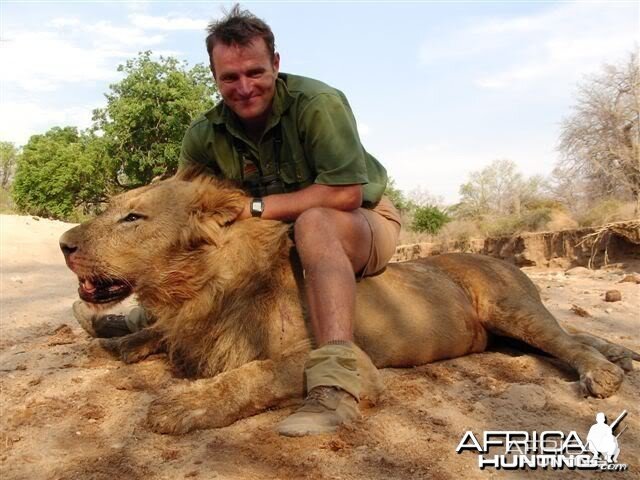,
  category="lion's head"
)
[60,171,248,306]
